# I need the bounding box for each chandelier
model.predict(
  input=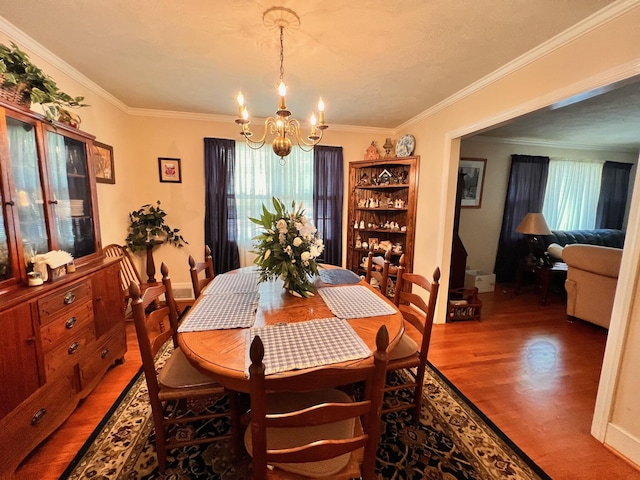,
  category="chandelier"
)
[234,7,328,162]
